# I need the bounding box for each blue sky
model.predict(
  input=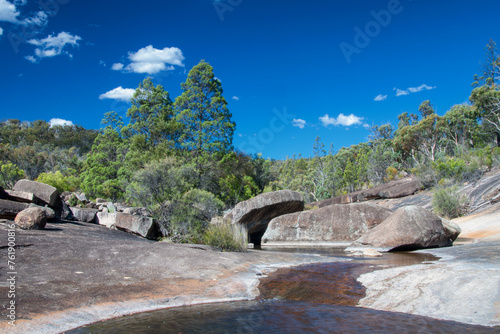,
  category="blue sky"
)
[1,0,499,159]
